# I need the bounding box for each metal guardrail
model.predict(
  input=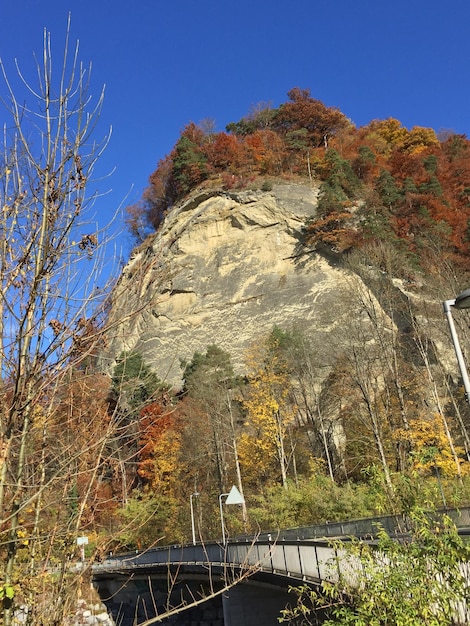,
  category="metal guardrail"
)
[226,540,342,583]
[254,505,470,542]
[93,539,346,586]
[93,506,470,586]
